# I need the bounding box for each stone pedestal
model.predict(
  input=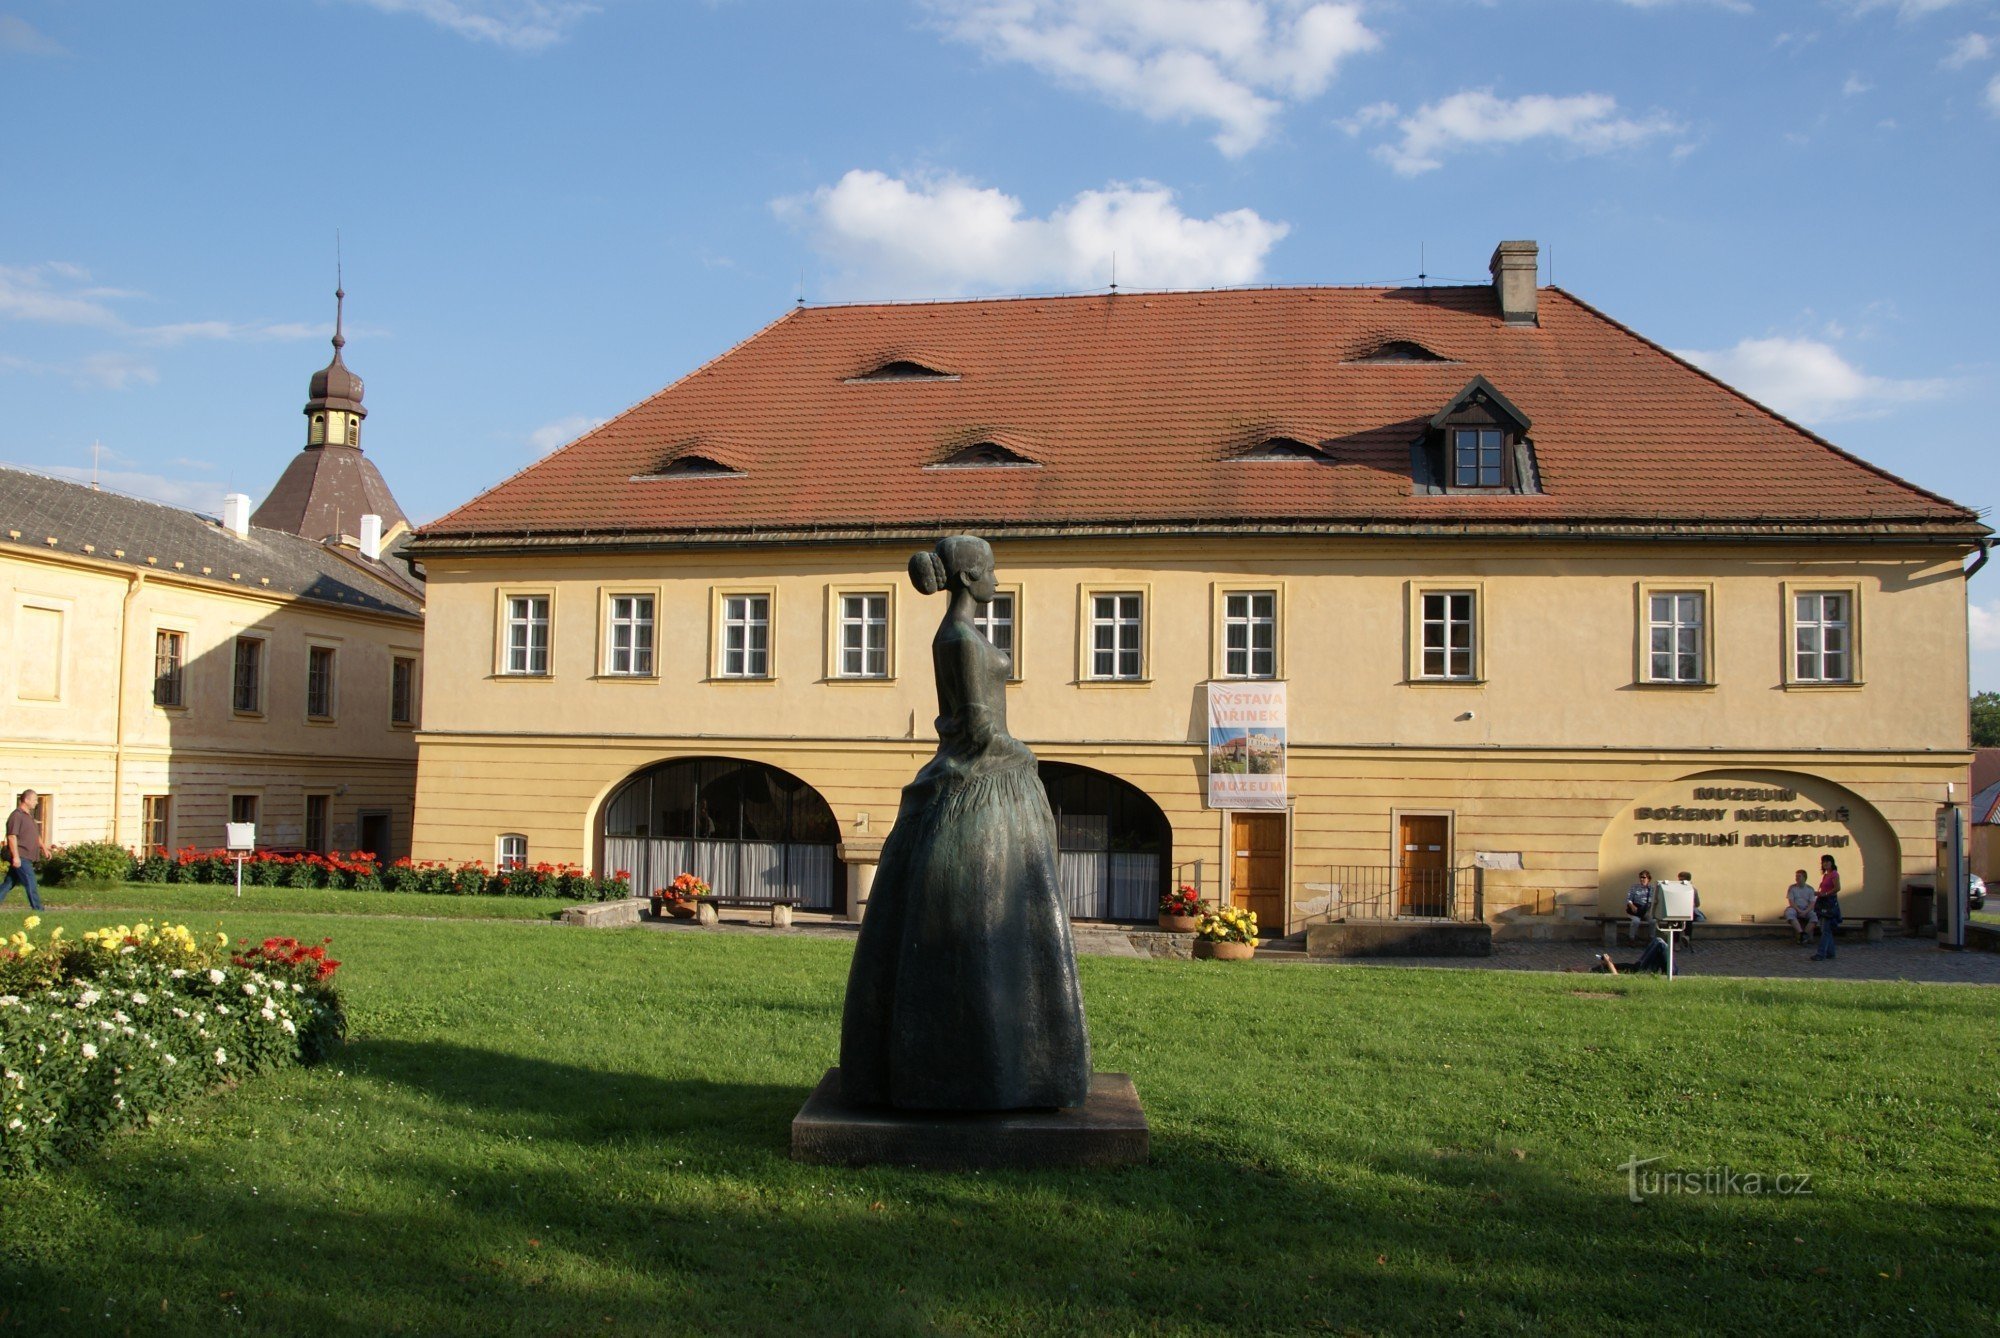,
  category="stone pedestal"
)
[790,1068,1148,1169]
